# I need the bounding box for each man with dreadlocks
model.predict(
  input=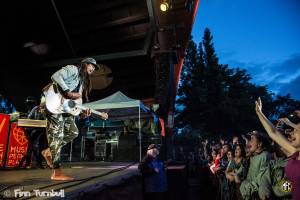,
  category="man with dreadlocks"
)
[42,57,108,180]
